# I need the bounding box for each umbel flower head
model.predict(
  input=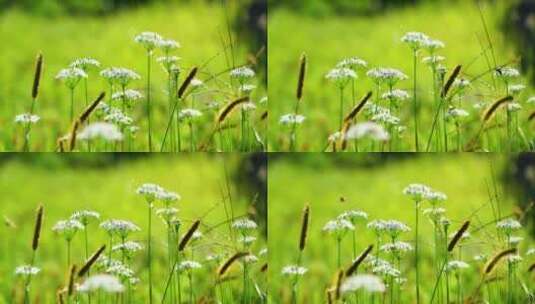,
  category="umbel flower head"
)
[381,89,410,102]
[112,241,144,255]
[323,218,354,239]
[401,32,429,51]
[77,122,124,142]
[71,210,100,226]
[229,66,255,82]
[100,220,140,239]
[281,265,308,277]
[70,58,101,71]
[112,89,143,103]
[15,265,41,276]
[279,114,305,126]
[345,122,390,142]
[496,218,522,235]
[340,274,386,294]
[104,109,133,127]
[106,264,135,279]
[366,68,408,86]
[52,219,84,241]
[382,220,411,238]
[232,218,258,231]
[326,67,357,88]
[336,57,368,70]
[495,67,520,81]
[14,113,40,124]
[178,260,202,271]
[423,38,445,53]
[445,260,469,273]
[446,108,469,122]
[158,38,180,52]
[134,31,163,51]
[156,190,181,204]
[136,183,164,203]
[100,67,140,86]
[403,183,431,201]
[56,67,87,89]
[78,274,125,293]
[178,108,203,122]
[381,241,413,256]
[338,210,368,223]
